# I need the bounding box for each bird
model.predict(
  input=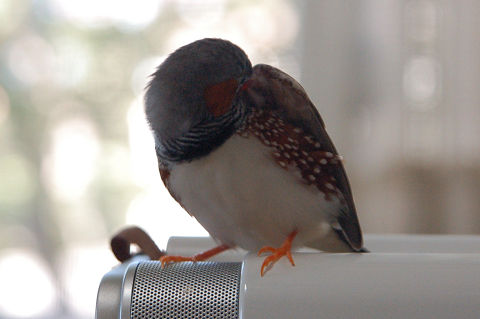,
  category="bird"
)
[144,38,366,276]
